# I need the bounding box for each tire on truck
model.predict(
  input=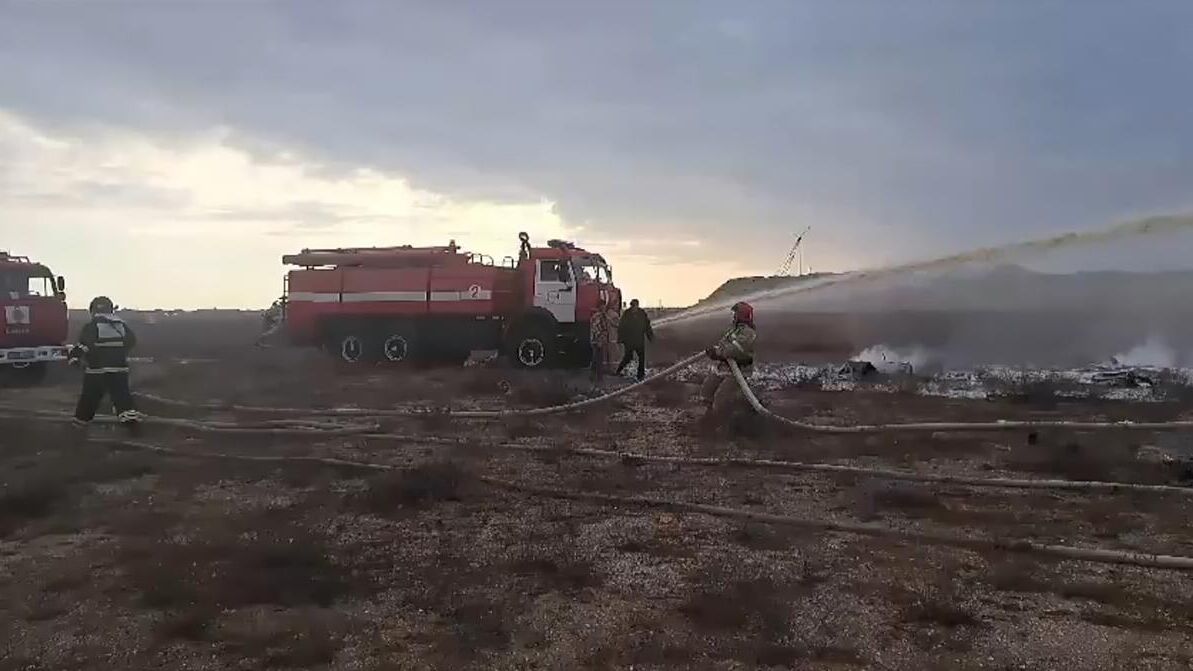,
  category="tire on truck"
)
[325,322,376,364]
[379,321,418,364]
[508,318,557,369]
